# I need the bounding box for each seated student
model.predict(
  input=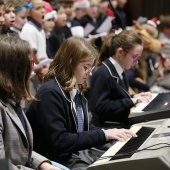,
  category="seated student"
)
[10,0,33,36]
[1,0,15,34]
[26,36,137,169]
[0,35,65,170]
[48,3,67,58]
[80,0,105,50]
[20,0,49,111]
[90,30,152,129]
[158,15,170,58]
[59,0,80,38]
[0,0,5,32]
[43,1,57,59]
